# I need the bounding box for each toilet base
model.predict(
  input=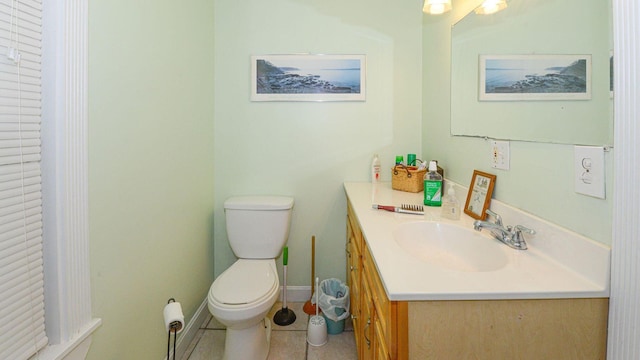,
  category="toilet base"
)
[222,317,272,360]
